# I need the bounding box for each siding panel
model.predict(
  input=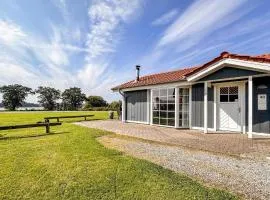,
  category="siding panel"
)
[200,66,263,82]
[125,90,148,122]
[192,83,204,127]
[208,87,214,128]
